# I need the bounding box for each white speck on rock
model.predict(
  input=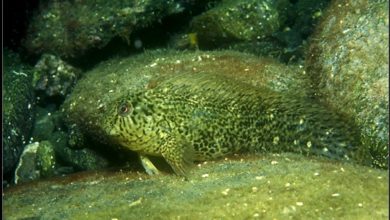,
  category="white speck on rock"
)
[221,188,230,195]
